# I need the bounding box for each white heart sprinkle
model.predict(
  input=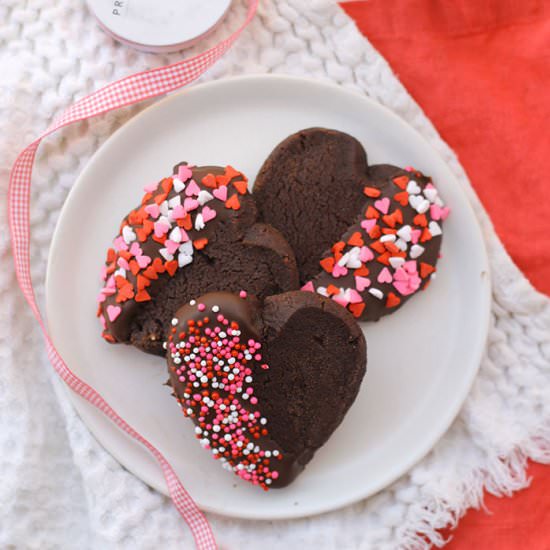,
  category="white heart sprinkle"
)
[410,244,425,259]
[347,257,362,269]
[380,234,396,243]
[169,226,182,243]
[159,248,174,261]
[178,254,193,268]
[197,190,214,205]
[179,241,193,256]
[429,221,442,236]
[406,180,421,195]
[317,286,328,297]
[337,252,350,267]
[122,225,136,244]
[416,199,430,214]
[409,194,422,210]
[389,257,405,269]
[195,213,205,231]
[159,202,170,218]
[173,177,186,193]
[346,247,362,269]
[369,288,384,300]
[395,238,408,251]
[397,224,412,242]
[423,187,438,203]
[114,267,126,278]
[168,195,181,209]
